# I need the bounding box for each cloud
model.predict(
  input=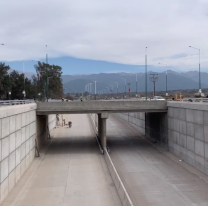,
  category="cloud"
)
[0,0,208,71]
